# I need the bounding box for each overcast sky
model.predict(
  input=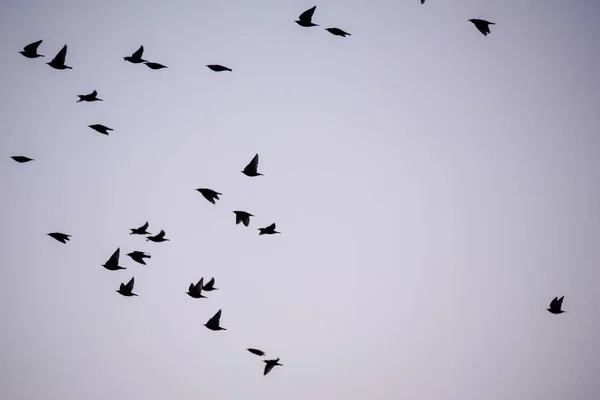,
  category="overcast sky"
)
[1,0,600,399]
